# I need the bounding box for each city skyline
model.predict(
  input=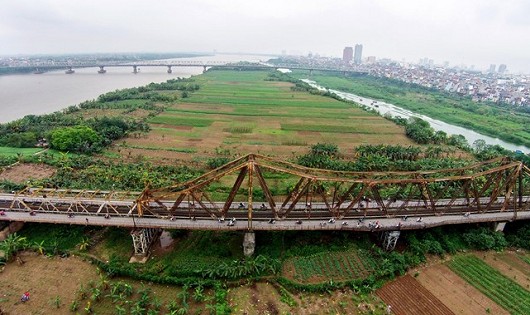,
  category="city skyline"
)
[1,0,529,73]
